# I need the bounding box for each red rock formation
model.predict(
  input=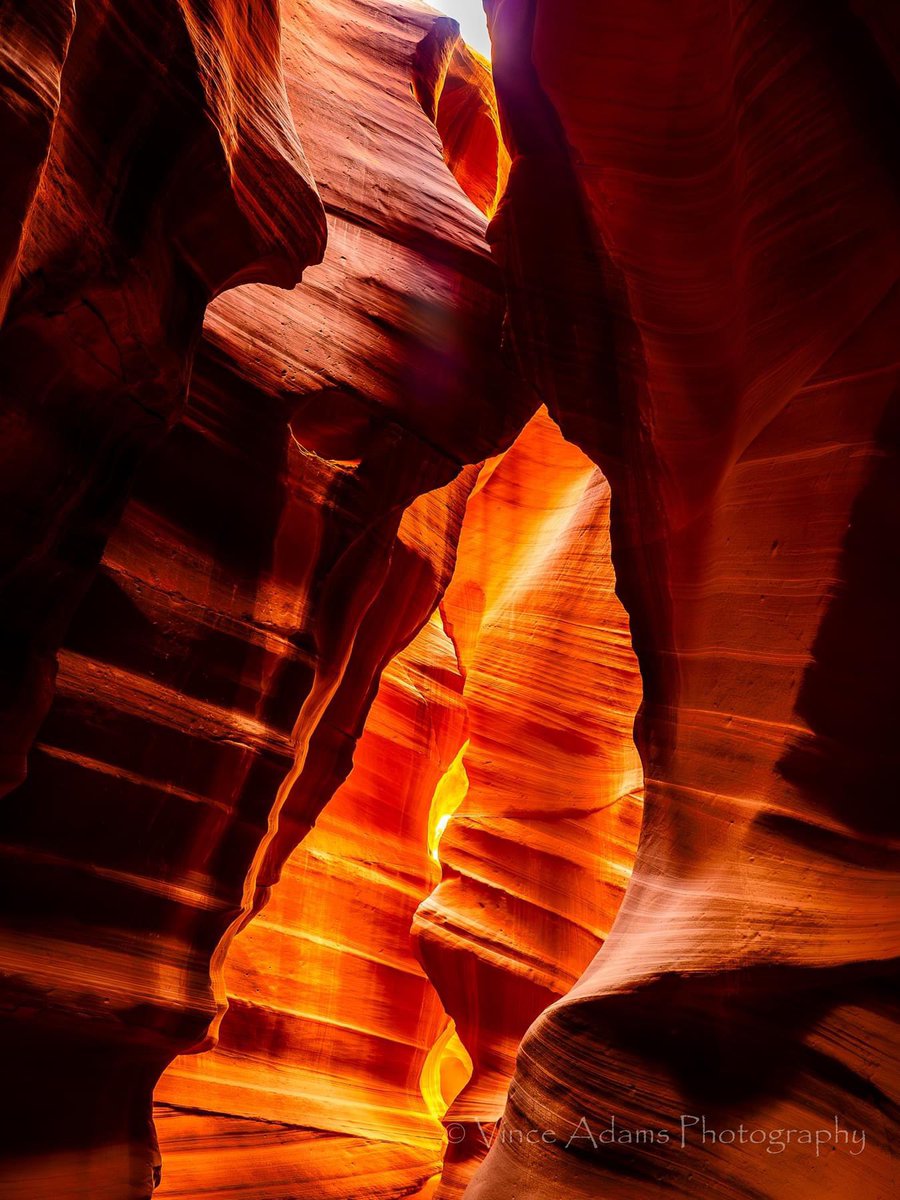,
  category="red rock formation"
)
[2,1,896,1199]
[413,407,643,1195]
[155,601,468,1200]
[151,405,642,1199]
[468,2,900,1198]
[412,18,510,217]
[0,0,327,802]
[0,2,326,1194]
[0,0,526,1196]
